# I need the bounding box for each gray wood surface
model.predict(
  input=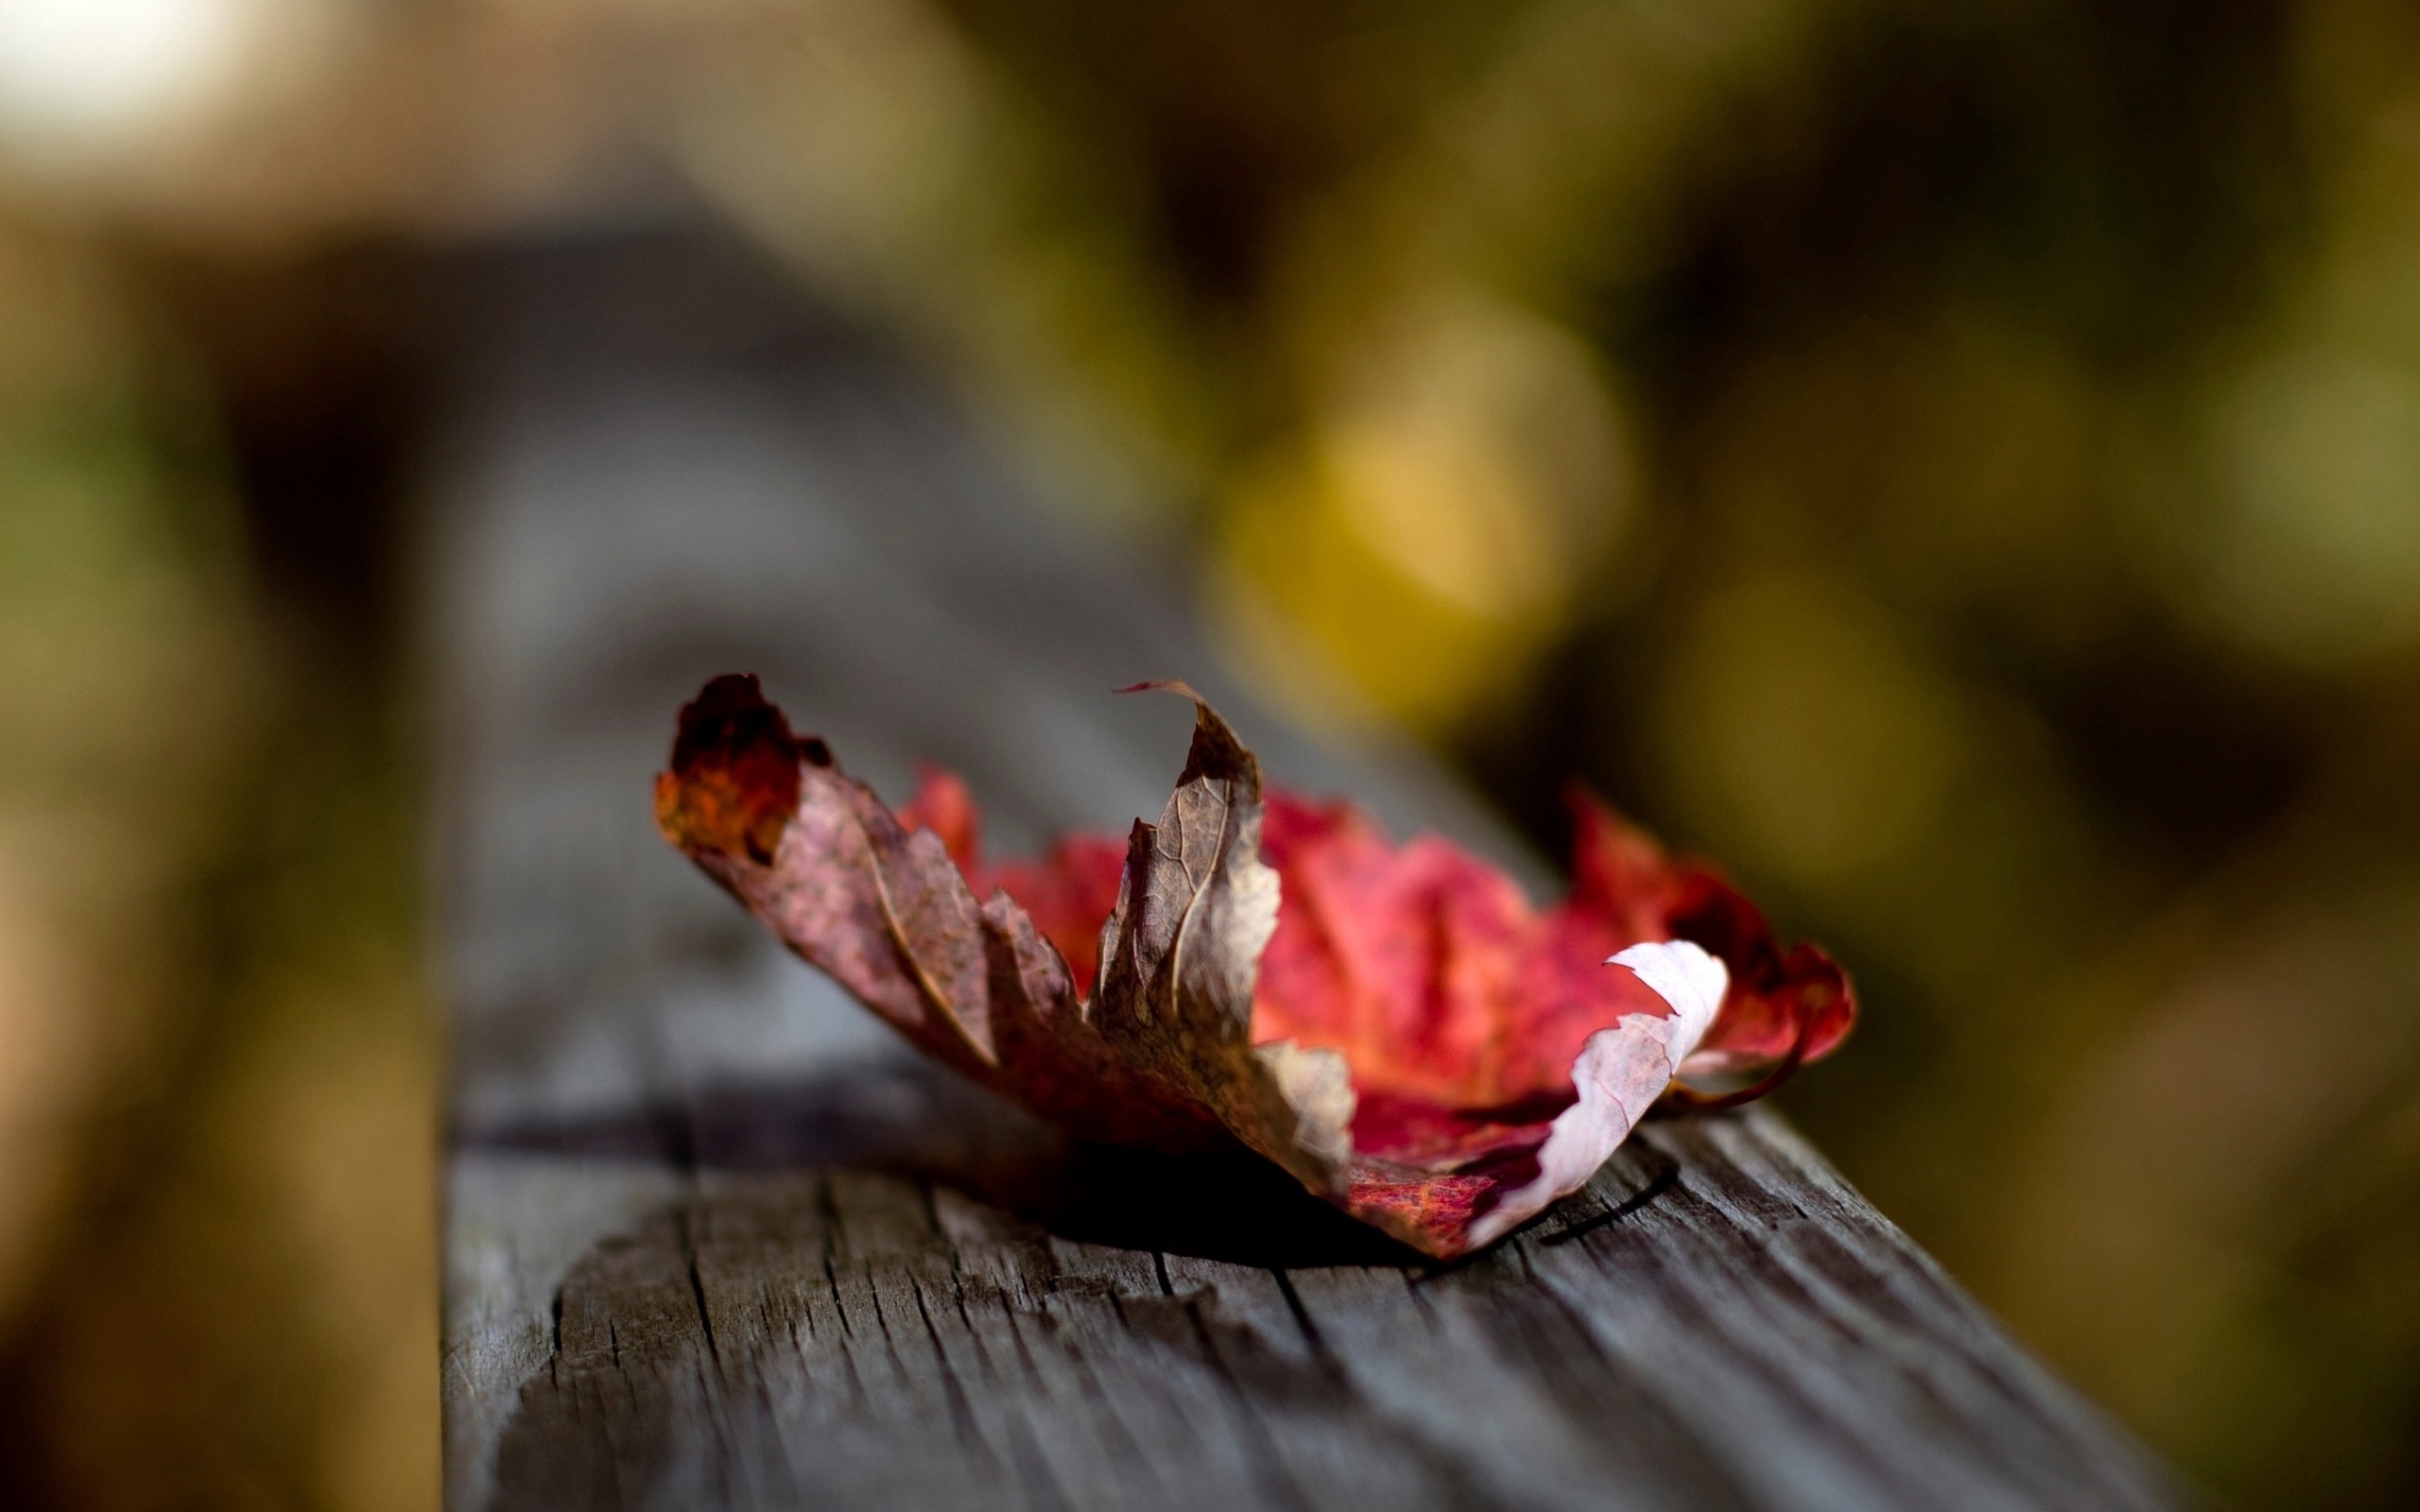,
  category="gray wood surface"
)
[434,221,2190,1512]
